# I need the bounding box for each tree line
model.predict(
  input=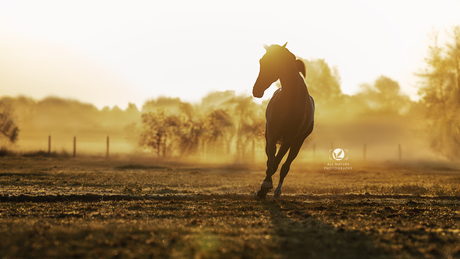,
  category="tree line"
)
[1,26,459,161]
[137,93,265,159]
